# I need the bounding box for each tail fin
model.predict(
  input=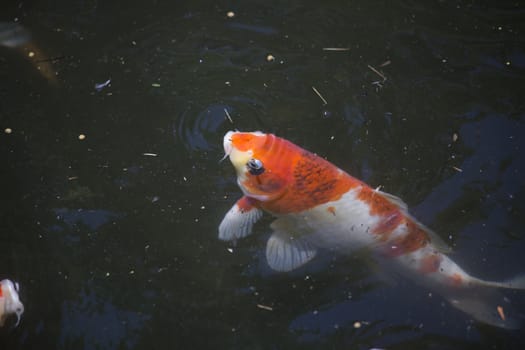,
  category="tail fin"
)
[466,274,525,290]
[445,275,525,329]
[448,291,521,329]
